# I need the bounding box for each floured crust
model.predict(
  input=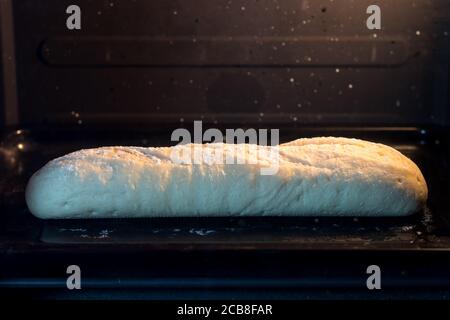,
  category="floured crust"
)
[25,137,428,219]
